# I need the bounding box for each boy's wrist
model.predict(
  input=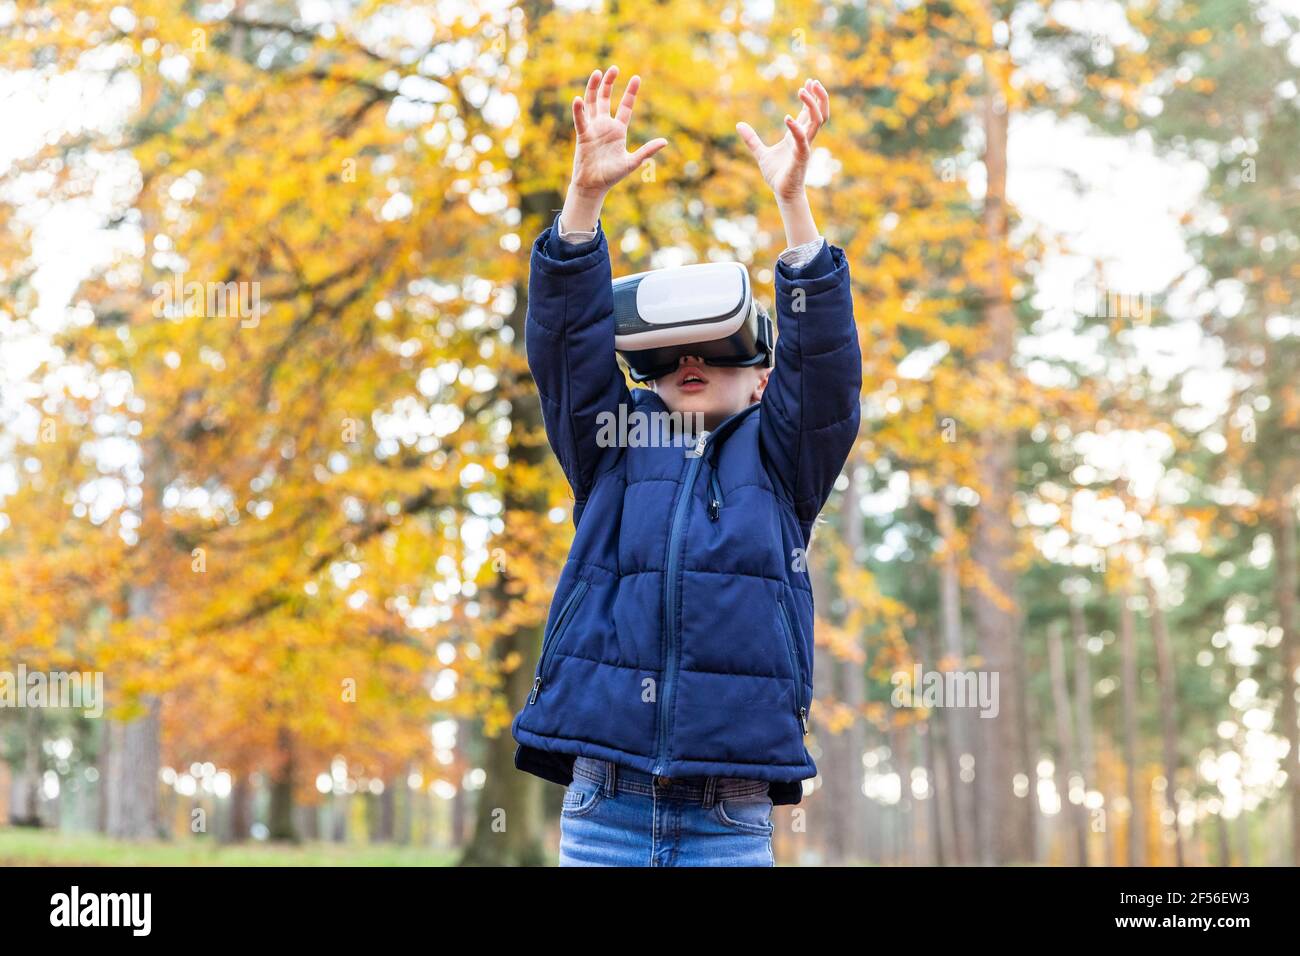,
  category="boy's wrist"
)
[562,183,608,233]
[570,182,608,200]
[775,189,819,247]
